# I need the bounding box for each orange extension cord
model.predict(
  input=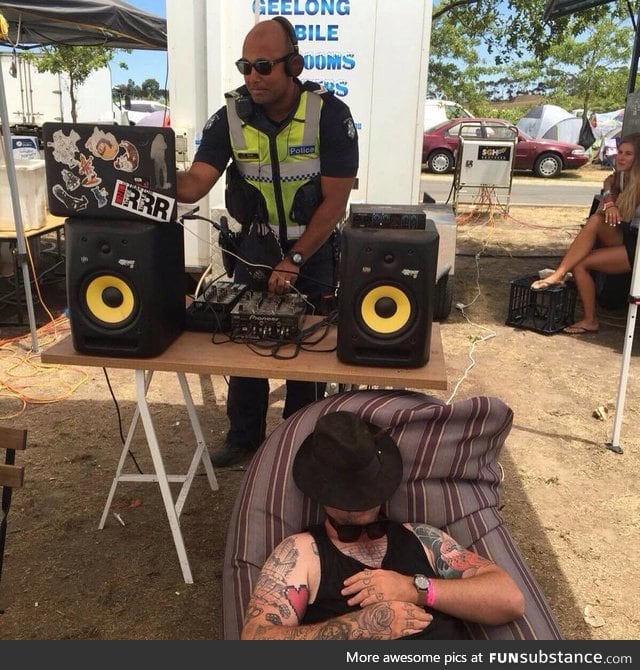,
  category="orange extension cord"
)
[0,238,88,419]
